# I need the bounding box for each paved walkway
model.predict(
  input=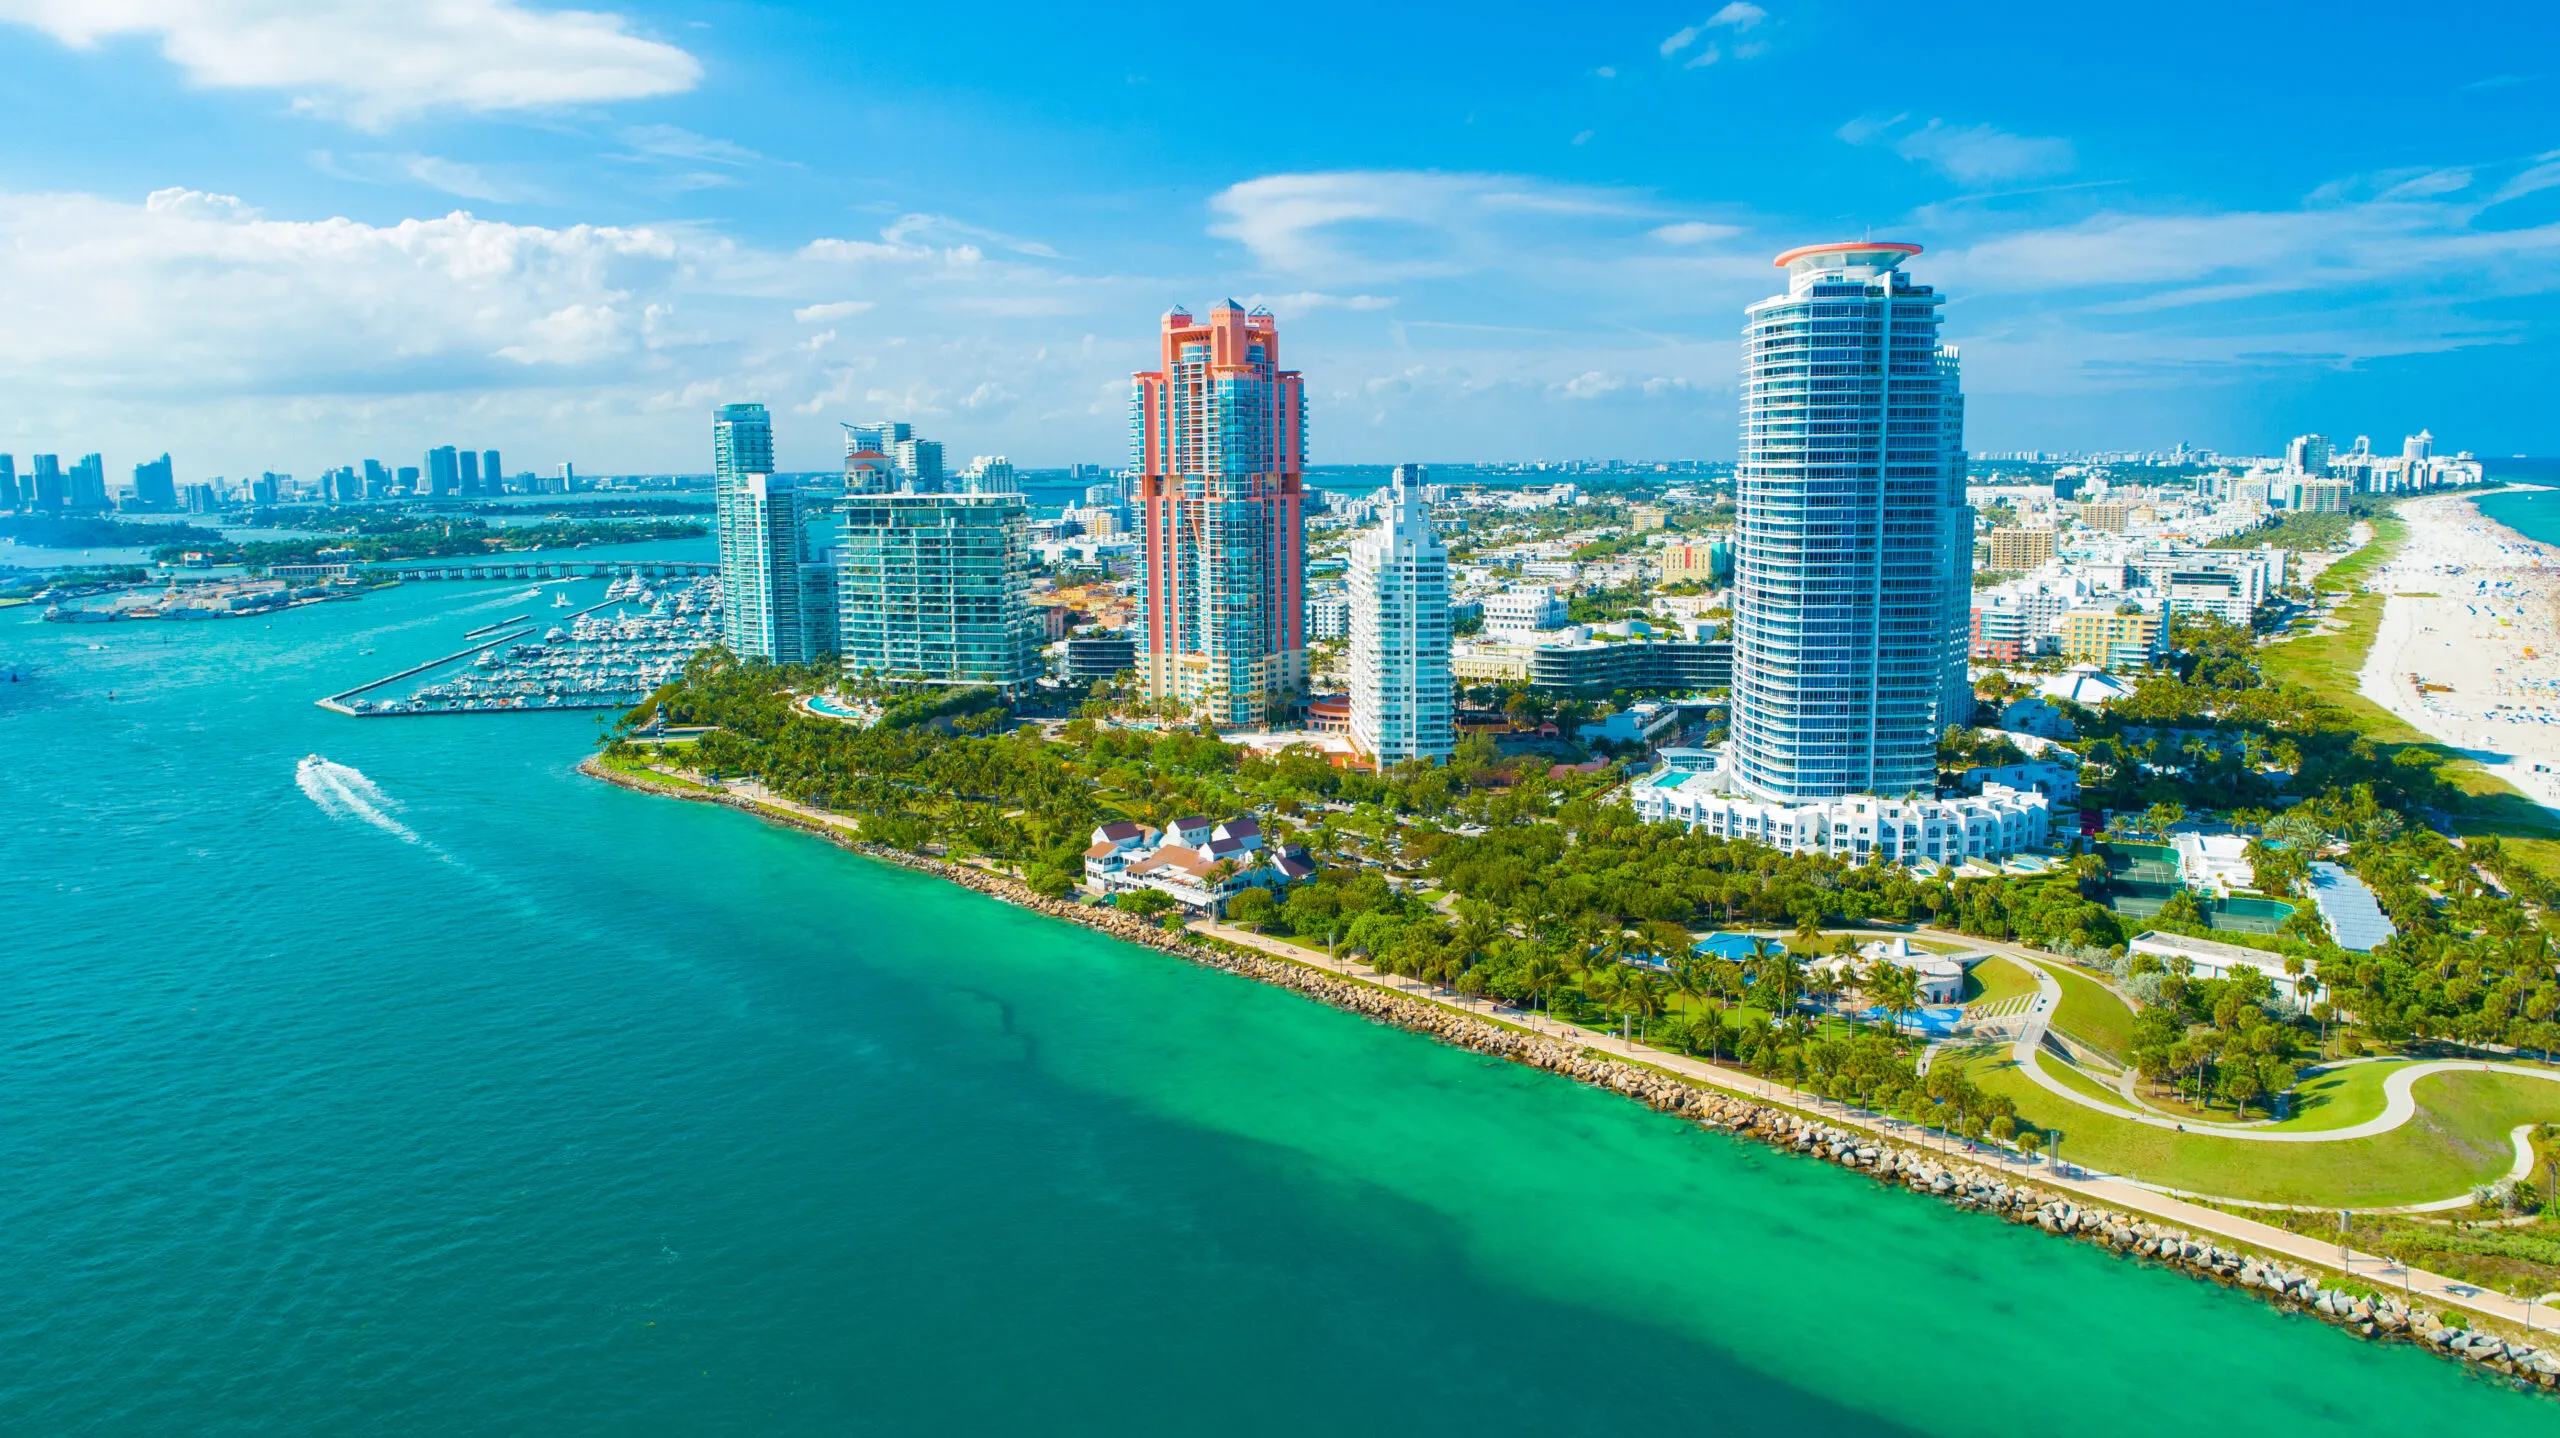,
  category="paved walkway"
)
[1188,917,2559,1334]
